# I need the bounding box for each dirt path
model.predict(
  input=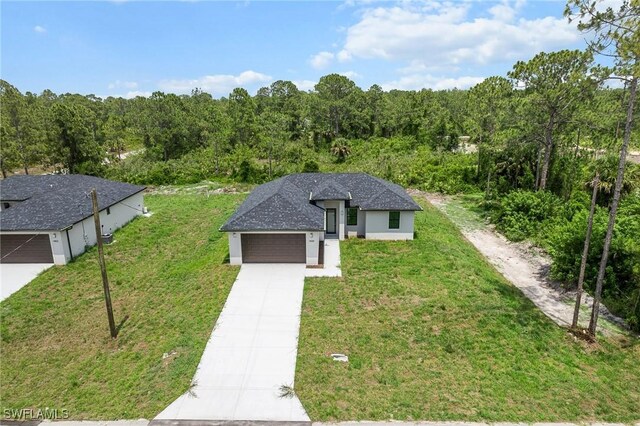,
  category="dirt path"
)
[419,192,628,337]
